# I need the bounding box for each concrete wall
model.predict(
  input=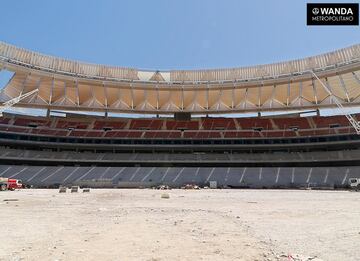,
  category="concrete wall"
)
[1,165,359,188]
